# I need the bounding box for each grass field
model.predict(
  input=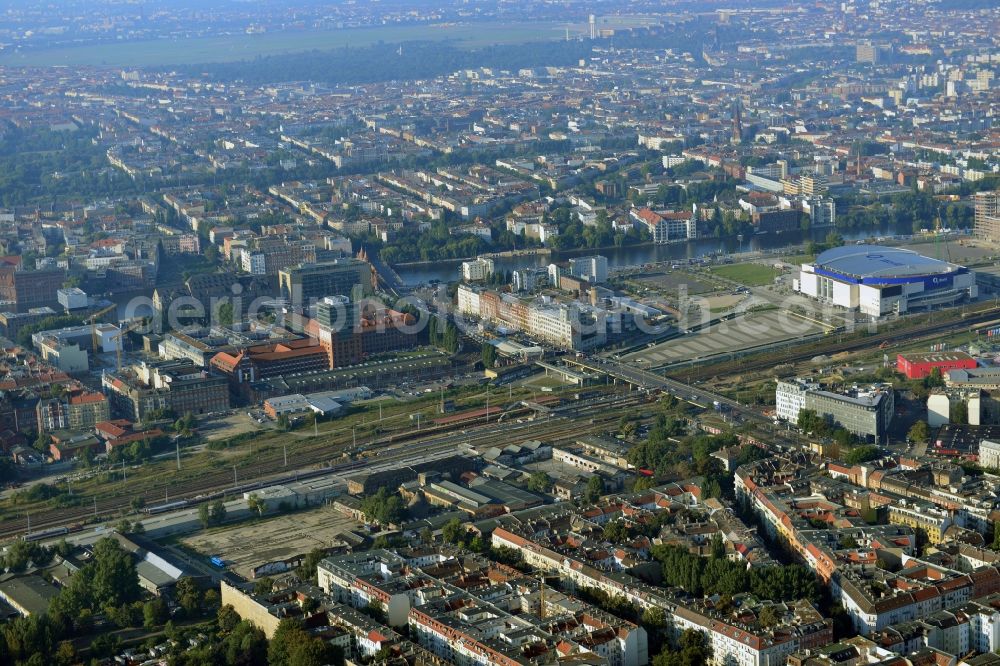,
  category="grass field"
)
[0,22,569,67]
[709,263,783,286]
[781,254,816,266]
